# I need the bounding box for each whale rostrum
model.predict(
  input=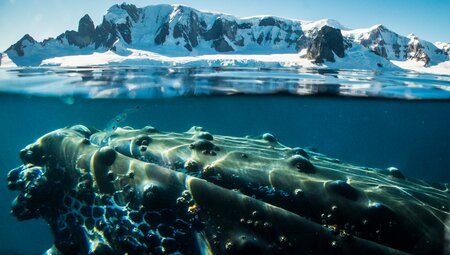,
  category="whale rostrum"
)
[7,125,449,254]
